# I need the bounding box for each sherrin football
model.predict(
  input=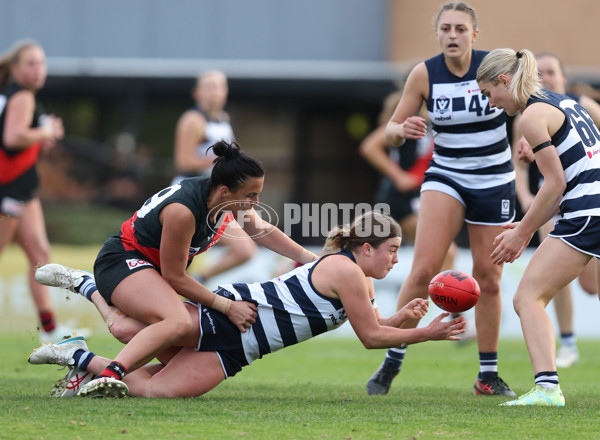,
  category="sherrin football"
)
[428,270,480,313]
